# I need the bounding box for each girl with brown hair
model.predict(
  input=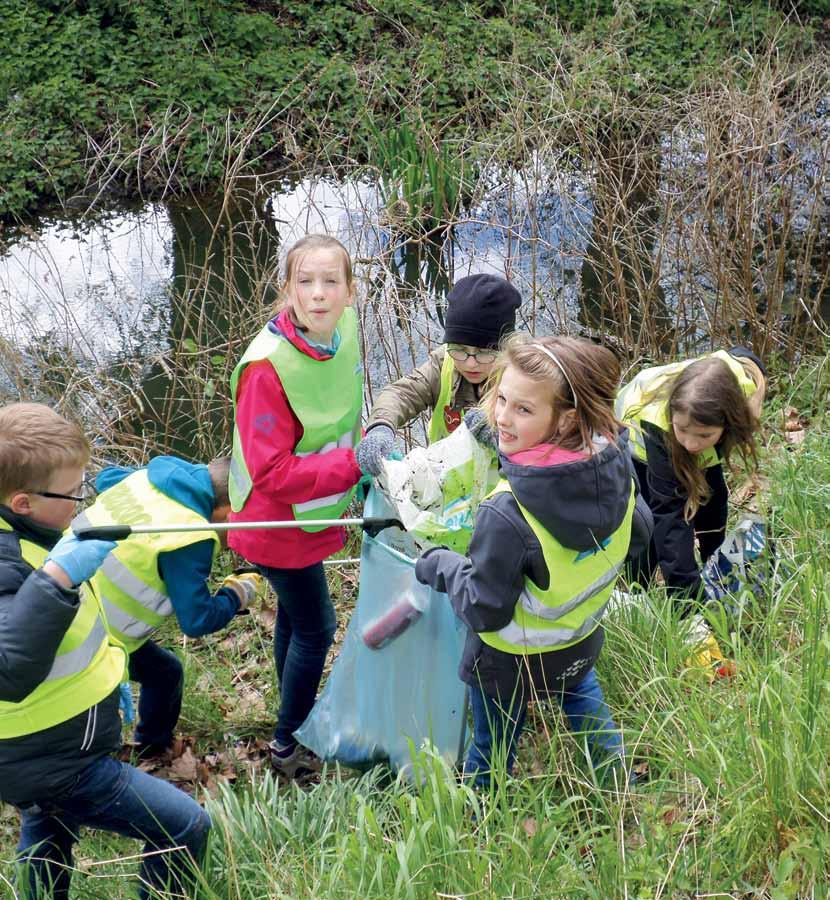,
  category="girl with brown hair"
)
[415,335,652,788]
[616,347,766,606]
